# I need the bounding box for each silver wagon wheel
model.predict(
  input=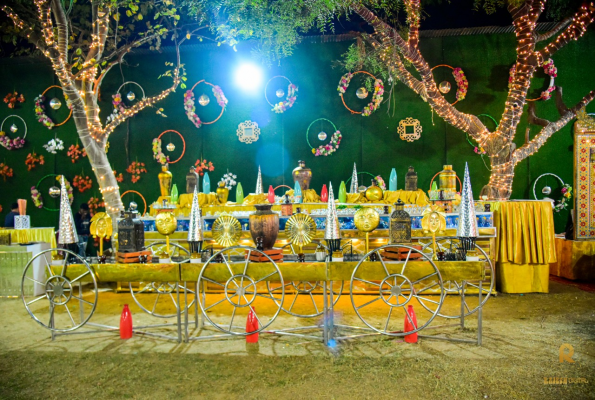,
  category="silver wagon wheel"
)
[21,248,98,332]
[420,238,494,318]
[350,244,445,337]
[197,245,284,335]
[266,280,343,318]
[129,242,194,318]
